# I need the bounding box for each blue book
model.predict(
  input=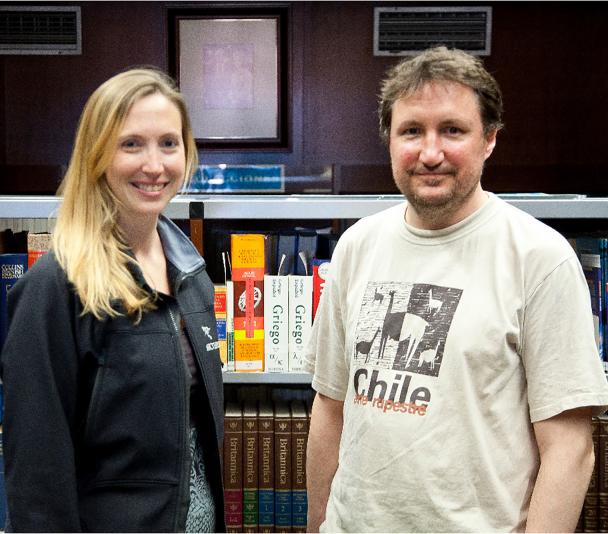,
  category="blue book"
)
[580,252,603,360]
[575,237,605,365]
[0,253,28,350]
[274,401,292,530]
[0,431,5,529]
[258,401,275,532]
[277,232,297,275]
[294,229,318,276]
